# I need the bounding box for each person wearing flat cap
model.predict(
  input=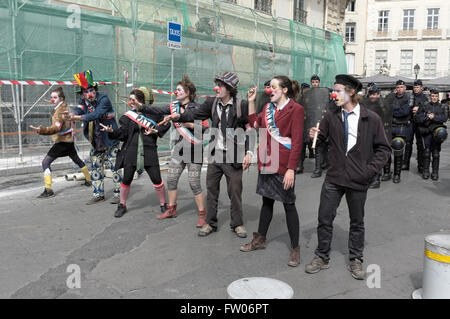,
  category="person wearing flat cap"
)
[305,74,391,280]
[160,71,252,239]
